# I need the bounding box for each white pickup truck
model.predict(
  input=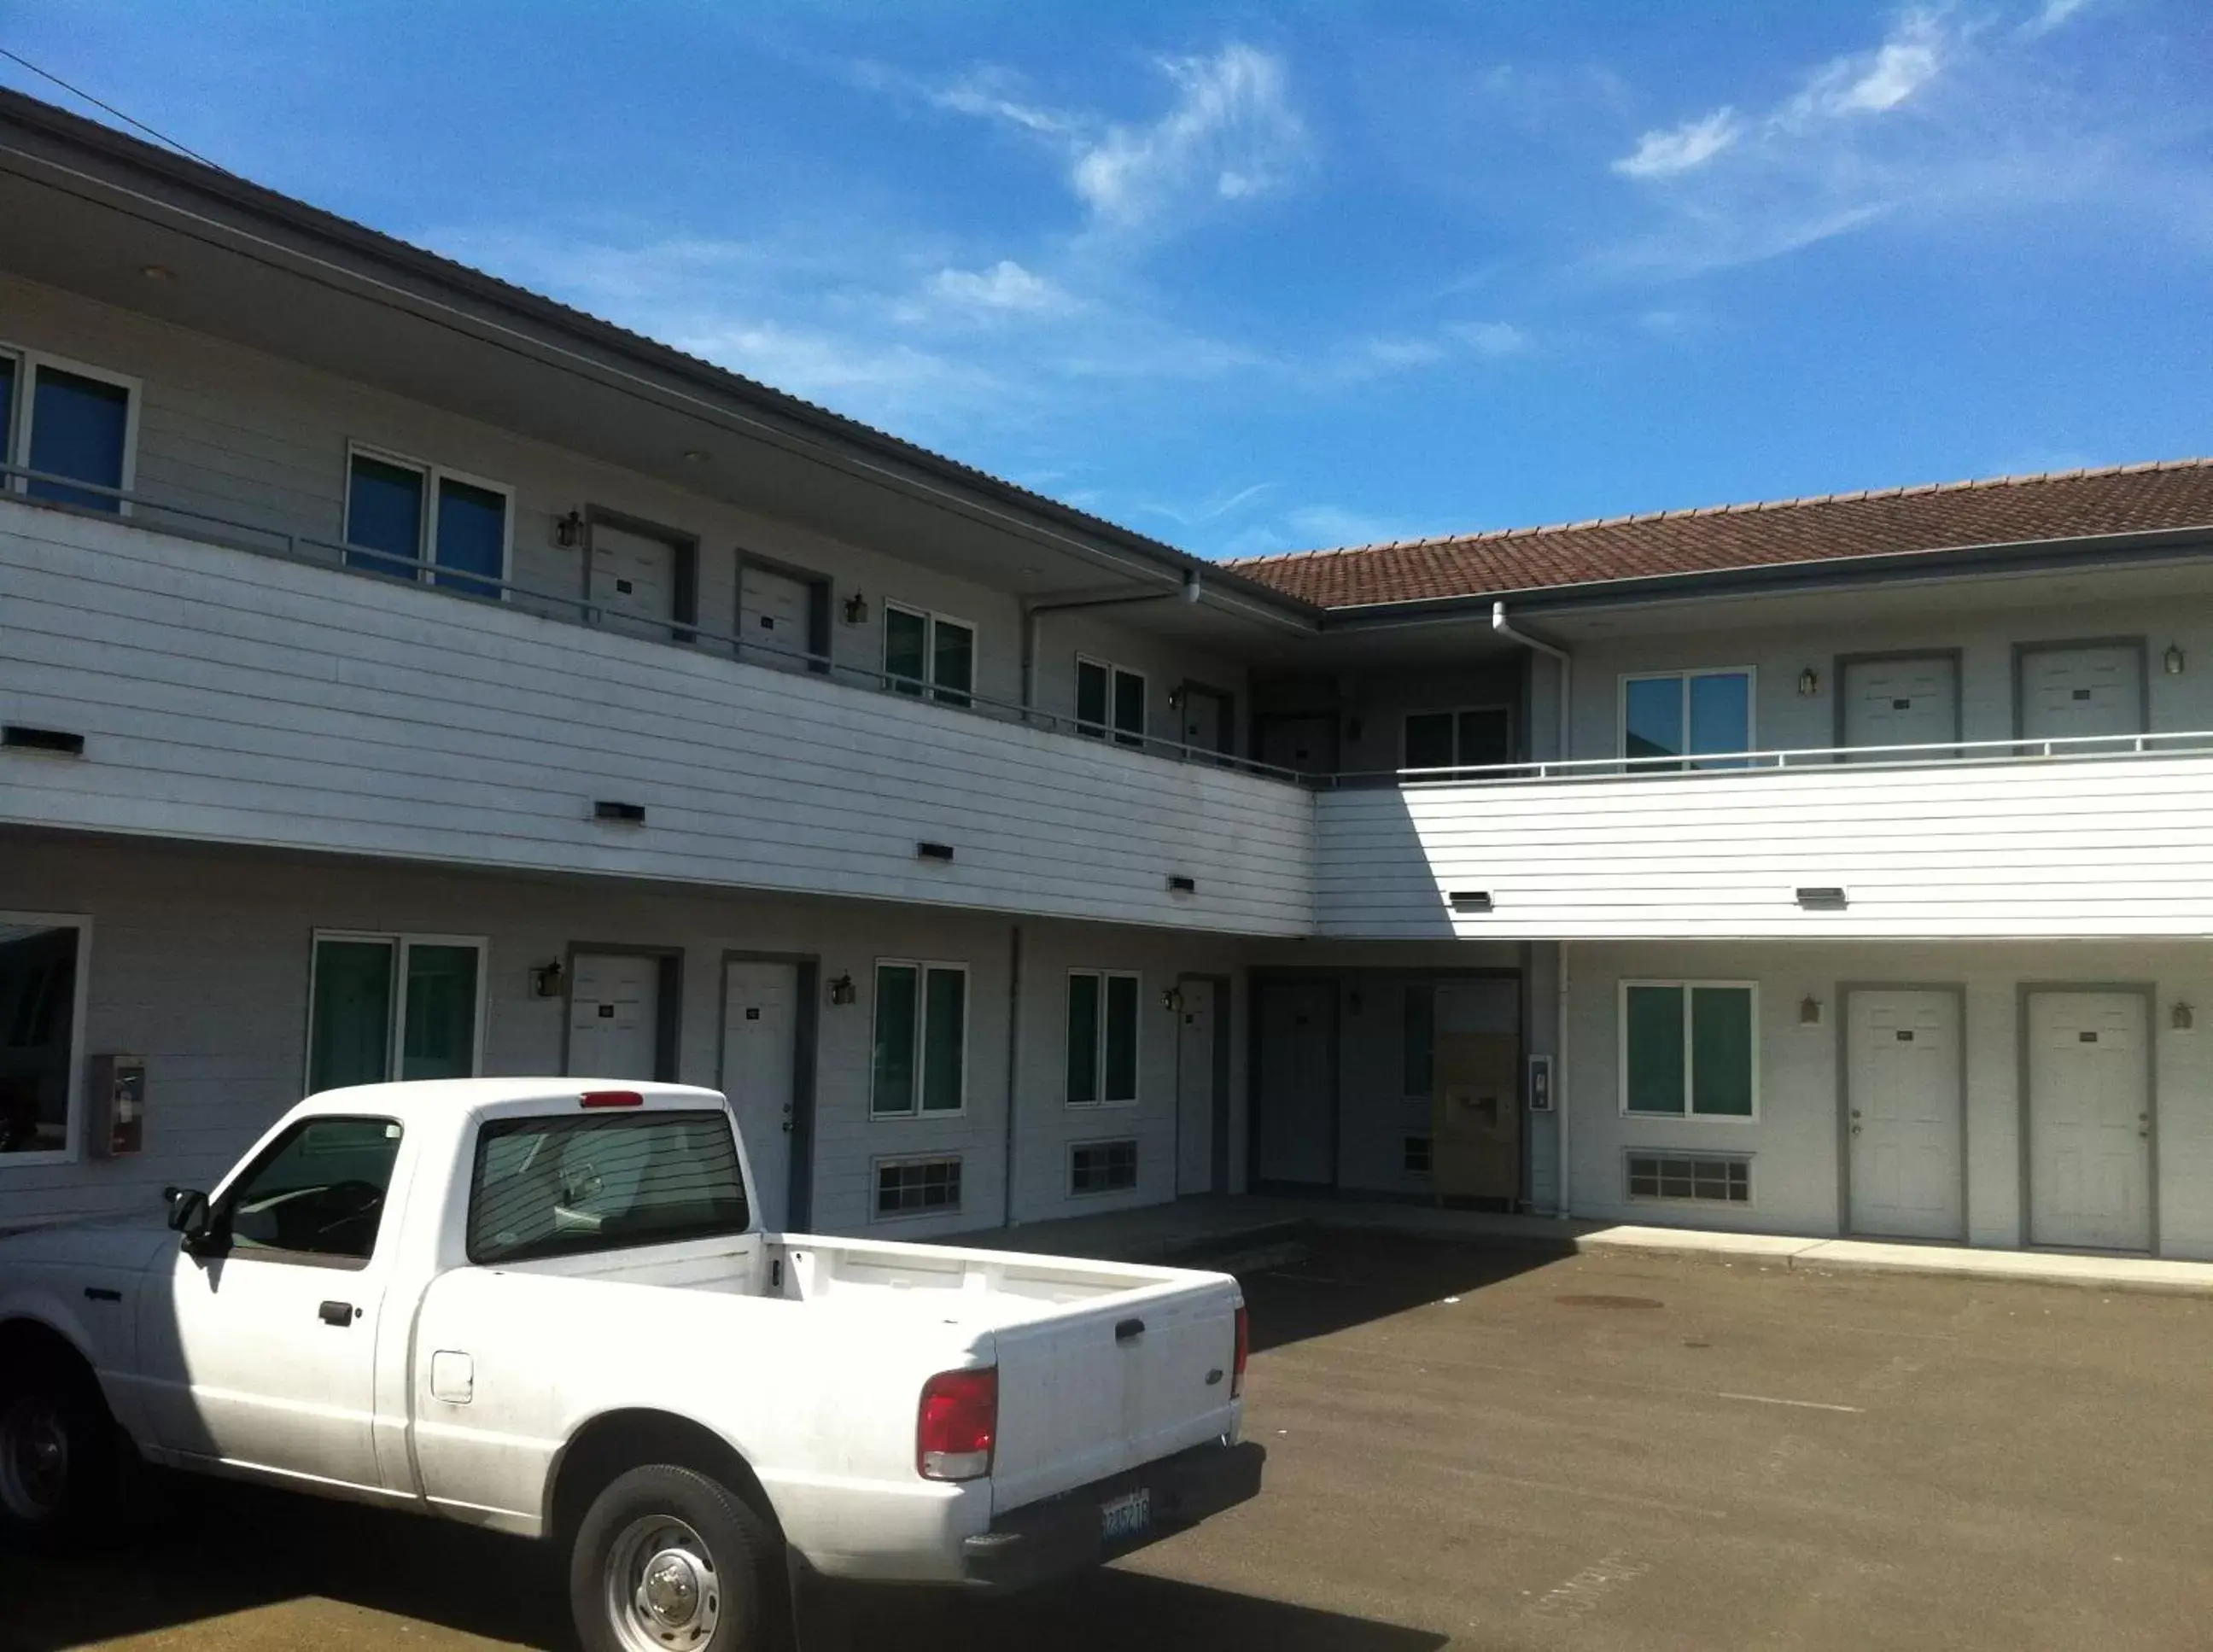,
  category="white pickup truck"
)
[0,1078,1262,1650]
